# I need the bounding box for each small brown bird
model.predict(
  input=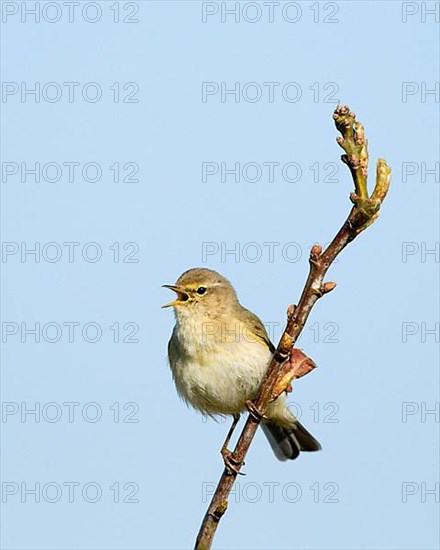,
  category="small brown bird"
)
[163,268,321,464]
